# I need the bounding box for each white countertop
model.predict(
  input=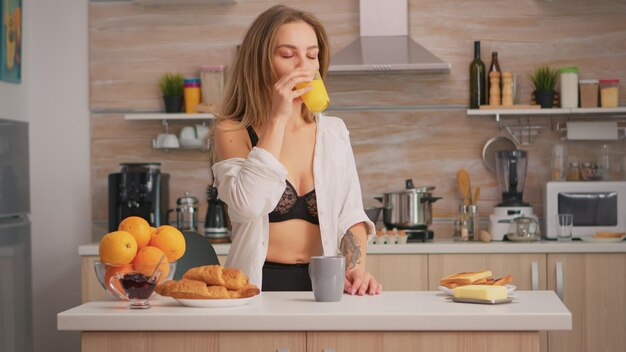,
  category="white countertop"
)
[79,240,626,256]
[57,291,570,332]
